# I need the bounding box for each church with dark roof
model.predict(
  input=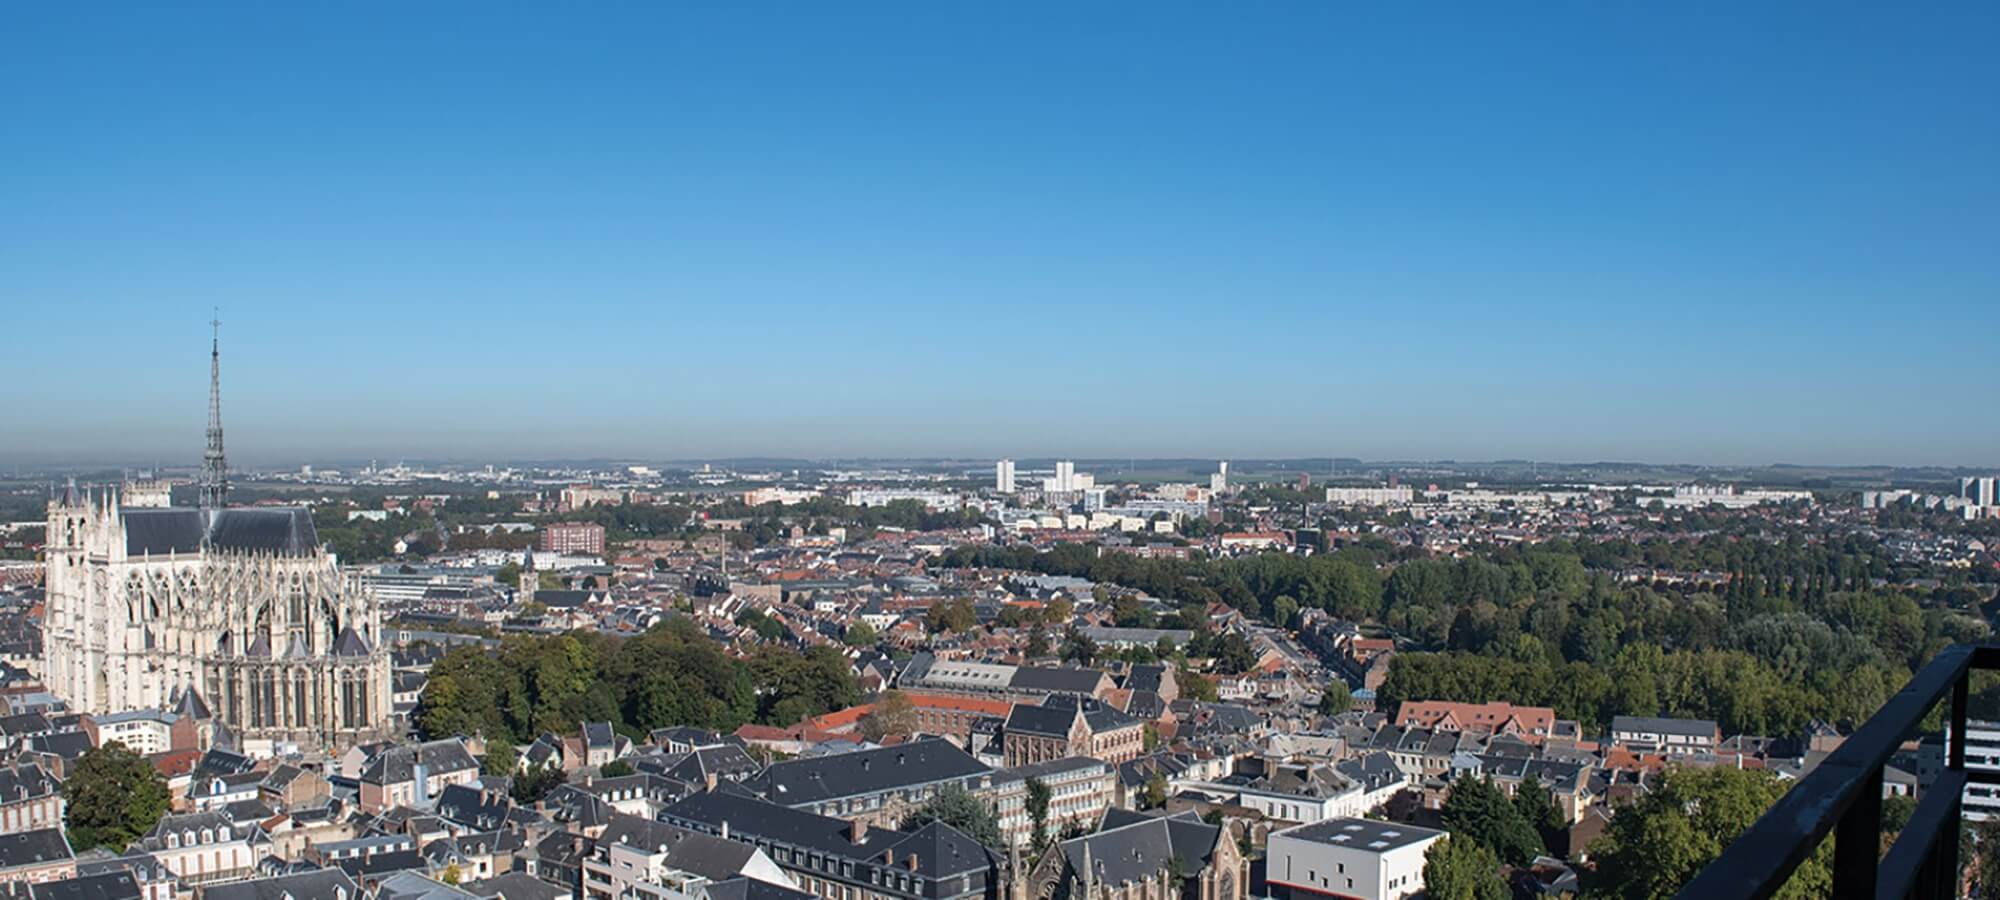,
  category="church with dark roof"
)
[39,326,393,753]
